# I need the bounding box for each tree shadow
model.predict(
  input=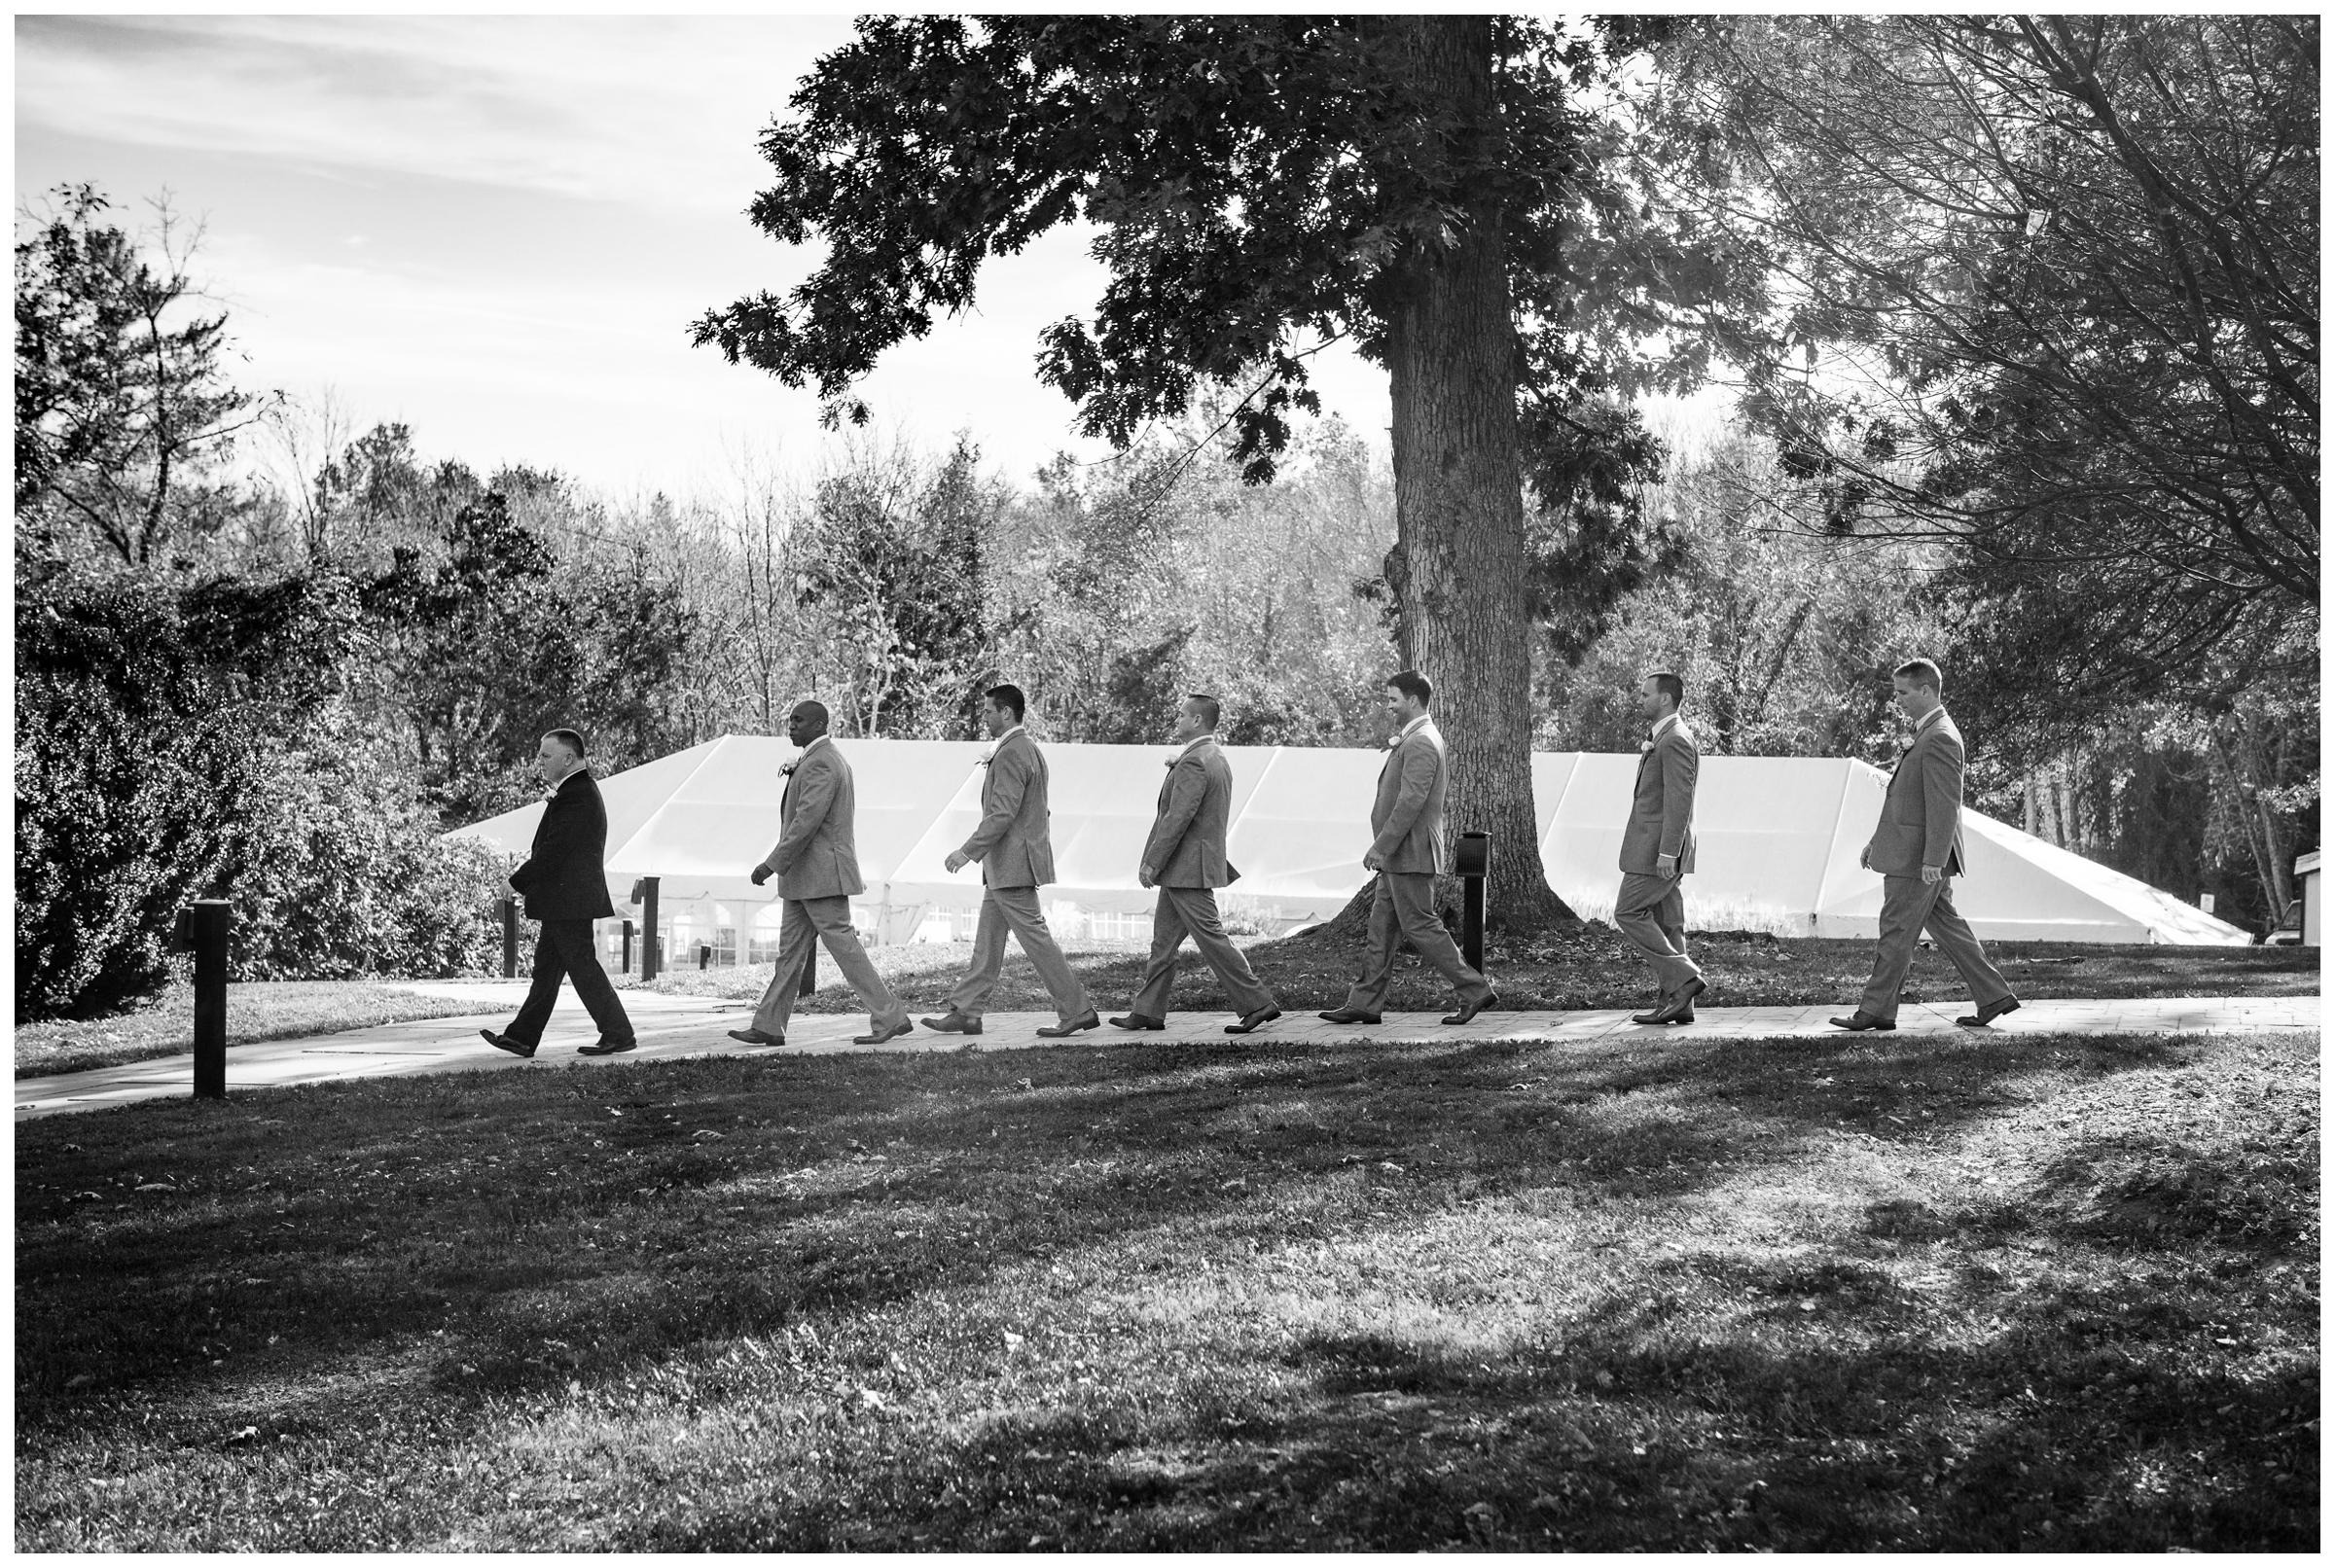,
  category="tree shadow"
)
[13,1029,2314,1550]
